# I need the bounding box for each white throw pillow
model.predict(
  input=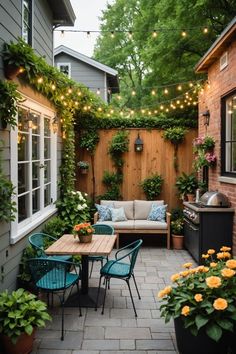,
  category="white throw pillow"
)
[111,207,127,222]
